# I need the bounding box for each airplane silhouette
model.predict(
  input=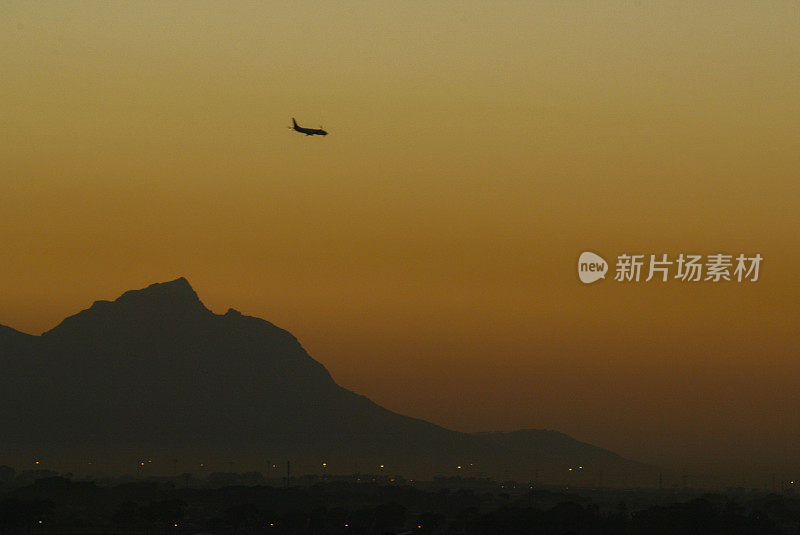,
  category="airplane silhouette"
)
[290,118,328,136]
